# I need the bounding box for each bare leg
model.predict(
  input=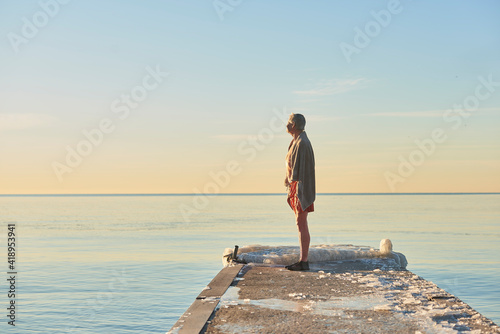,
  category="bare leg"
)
[296,211,310,262]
